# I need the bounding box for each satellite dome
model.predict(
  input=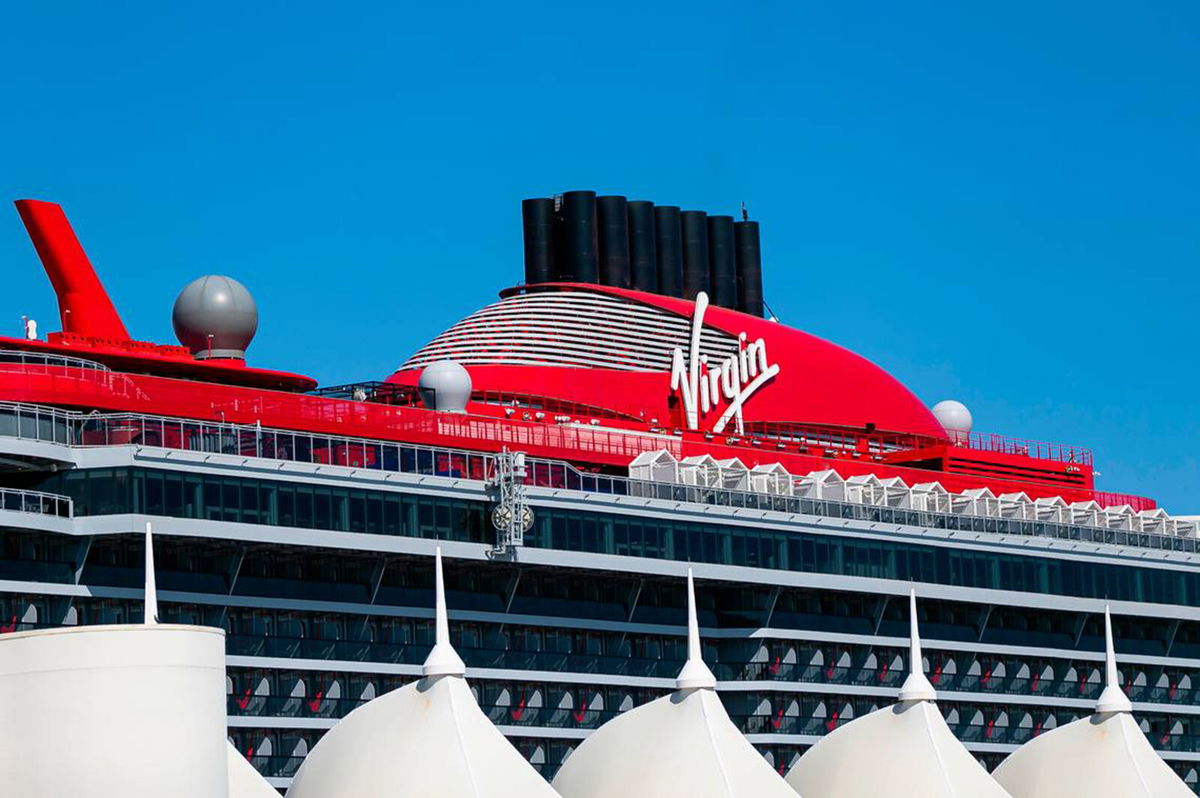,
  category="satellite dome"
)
[931,400,973,440]
[172,275,259,360]
[418,360,472,412]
